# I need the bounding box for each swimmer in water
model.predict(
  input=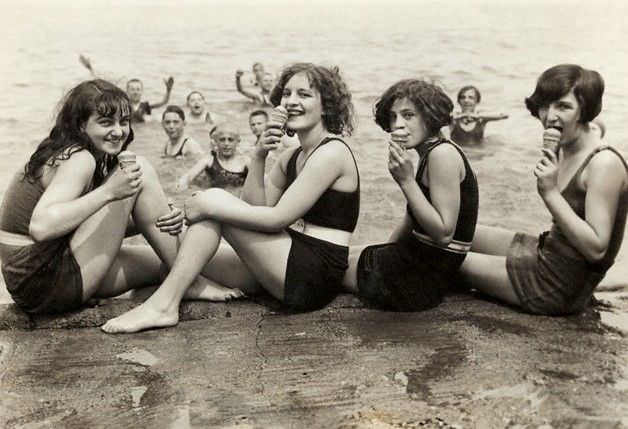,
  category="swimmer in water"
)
[589,118,606,139]
[177,123,249,190]
[236,69,273,106]
[449,85,508,145]
[162,105,204,159]
[79,54,174,123]
[185,91,213,124]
